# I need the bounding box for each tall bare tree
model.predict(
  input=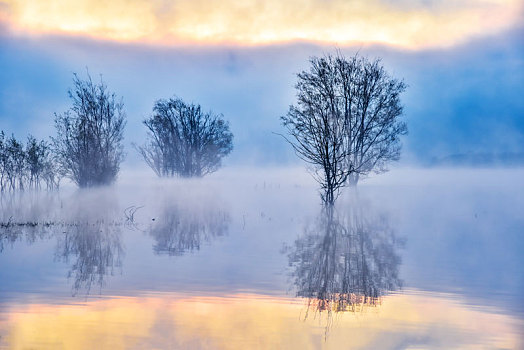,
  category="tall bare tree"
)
[281,52,407,205]
[53,72,126,187]
[136,97,233,177]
